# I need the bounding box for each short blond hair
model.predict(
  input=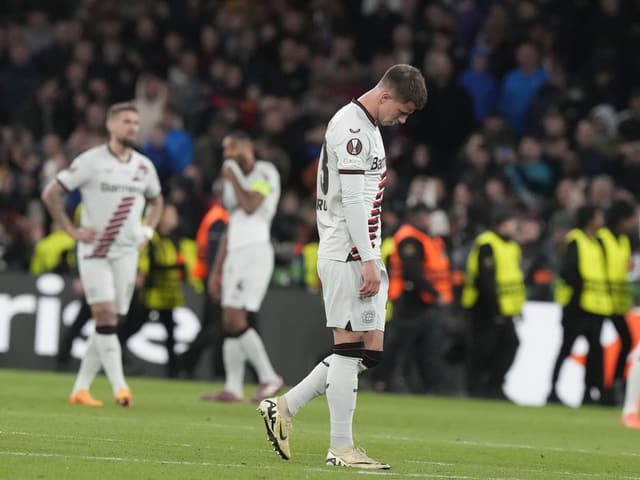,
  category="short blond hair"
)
[107,102,138,119]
